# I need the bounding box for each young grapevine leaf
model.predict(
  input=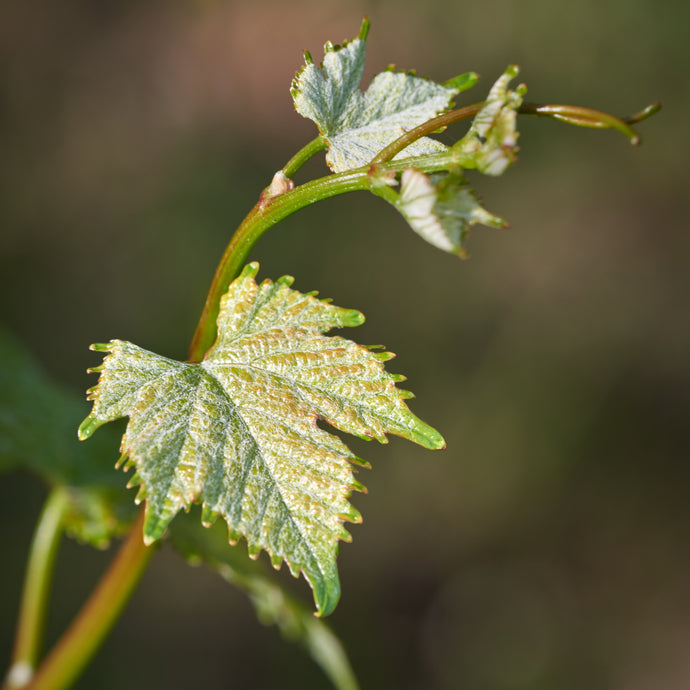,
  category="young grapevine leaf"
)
[79,263,445,615]
[453,64,526,176]
[381,67,526,256]
[291,19,477,173]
